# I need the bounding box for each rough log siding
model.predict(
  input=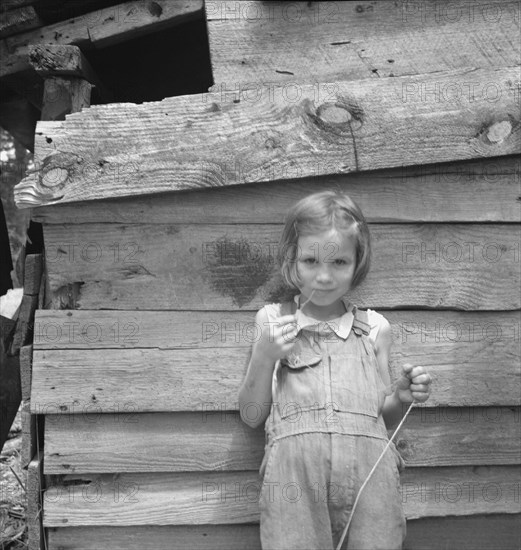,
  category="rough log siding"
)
[46,515,521,550]
[14,67,521,208]
[43,467,521,526]
[206,1,521,84]
[39,223,521,310]
[32,310,521,413]
[43,408,520,474]
[30,156,521,225]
